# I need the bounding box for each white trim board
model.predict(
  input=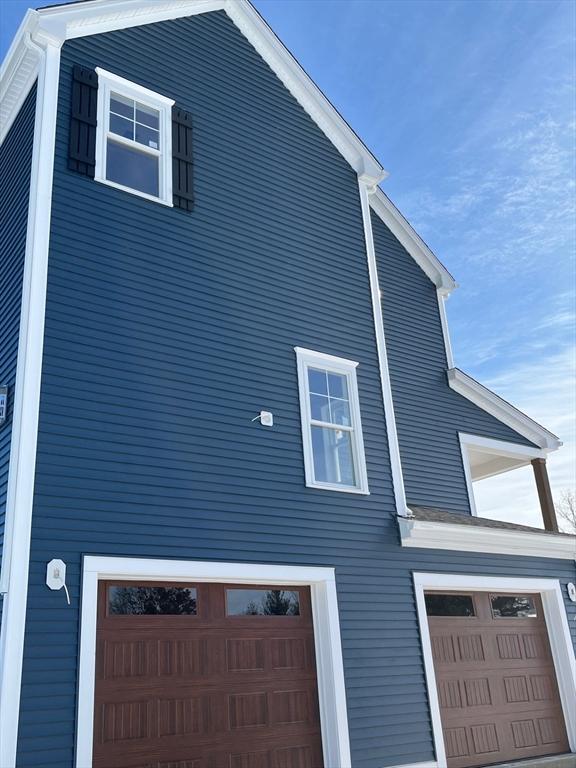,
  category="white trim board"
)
[437,290,454,369]
[413,573,576,768]
[0,33,61,768]
[358,178,408,516]
[0,0,385,187]
[399,515,576,559]
[448,368,561,451]
[76,556,352,768]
